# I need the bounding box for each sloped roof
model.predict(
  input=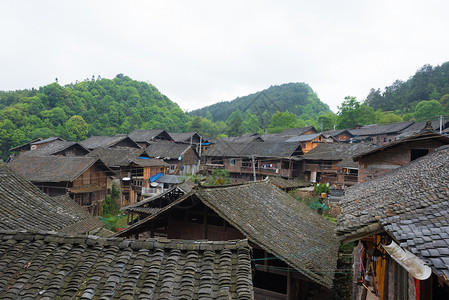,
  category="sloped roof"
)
[0,162,103,234]
[87,147,144,167]
[22,140,89,157]
[0,230,253,299]
[128,129,173,142]
[145,142,195,159]
[352,131,449,161]
[81,135,140,150]
[267,176,310,189]
[203,140,302,158]
[260,133,290,142]
[322,129,354,139]
[7,156,113,182]
[285,133,323,142]
[9,138,42,151]
[336,145,449,241]
[381,200,449,281]
[396,119,449,138]
[118,181,338,289]
[349,121,414,137]
[169,132,205,143]
[31,136,65,145]
[280,126,317,136]
[302,143,374,161]
[196,181,338,289]
[220,133,263,143]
